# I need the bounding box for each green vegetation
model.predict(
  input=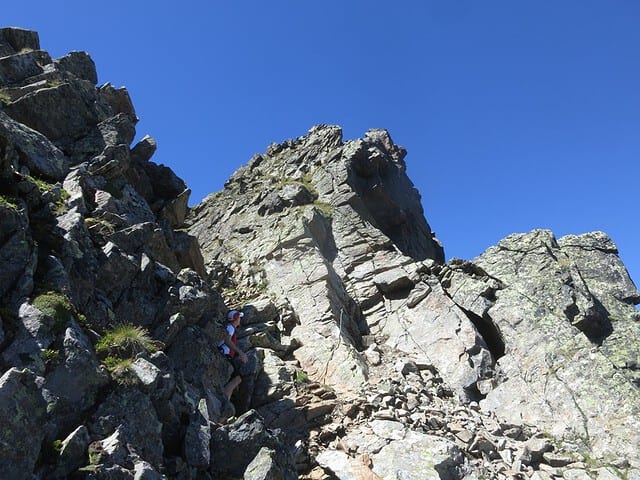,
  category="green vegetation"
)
[33,291,74,333]
[20,175,70,215]
[0,195,19,210]
[103,356,138,386]
[52,439,63,453]
[97,324,159,387]
[41,348,61,365]
[0,90,12,106]
[313,201,334,219]
[95,324,160,358]
[84,217,116,236]
[295,370,309,384]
